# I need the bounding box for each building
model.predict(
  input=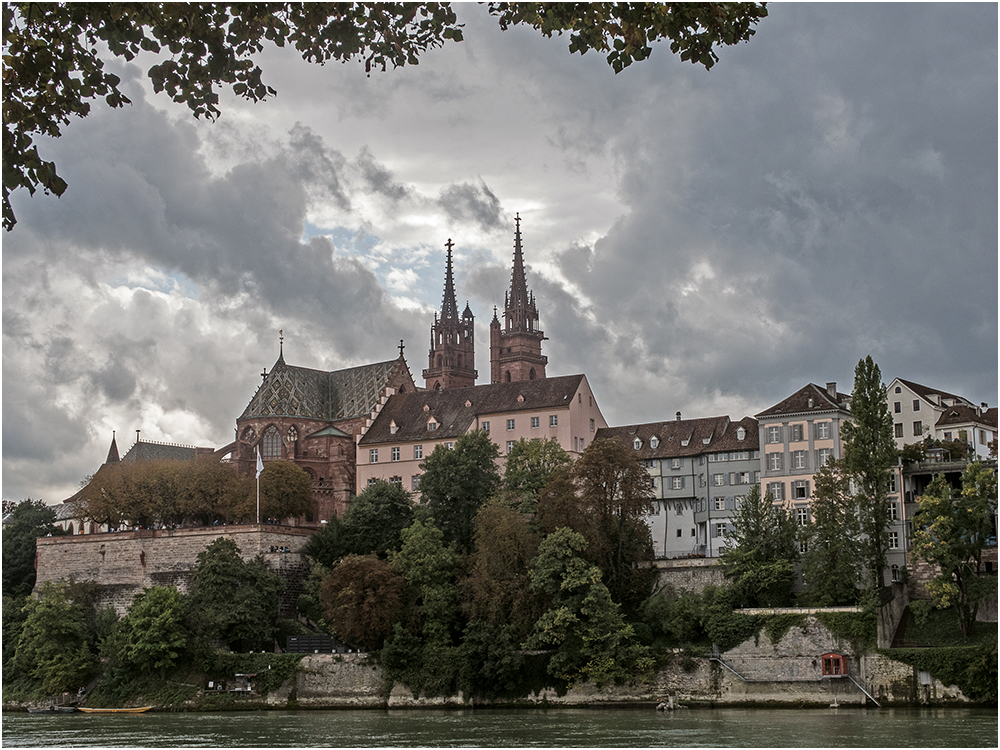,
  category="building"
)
[887,378,996,460]
[422,239,477,391]
[356,374,607,496]
[490,214,547,384]
[233,339,417,522]
[596,414,759,559]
